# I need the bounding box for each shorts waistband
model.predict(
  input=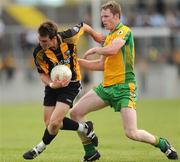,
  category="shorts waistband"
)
[70,80,81,83]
